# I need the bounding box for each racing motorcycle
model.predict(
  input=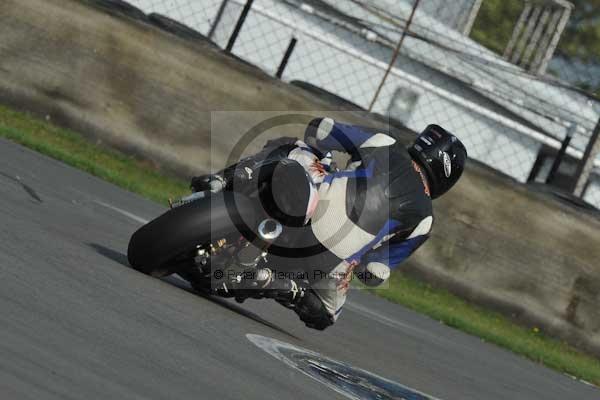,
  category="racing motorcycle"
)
[127,159,318,298]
